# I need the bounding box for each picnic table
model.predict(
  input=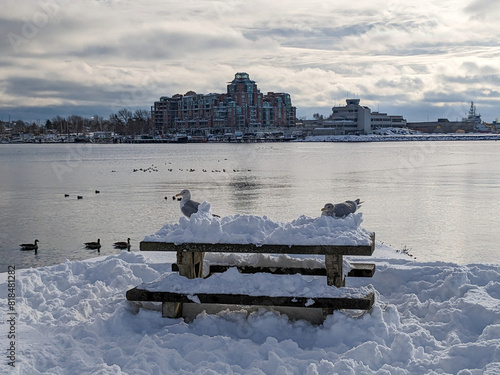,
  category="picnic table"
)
[126,234,376,320]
